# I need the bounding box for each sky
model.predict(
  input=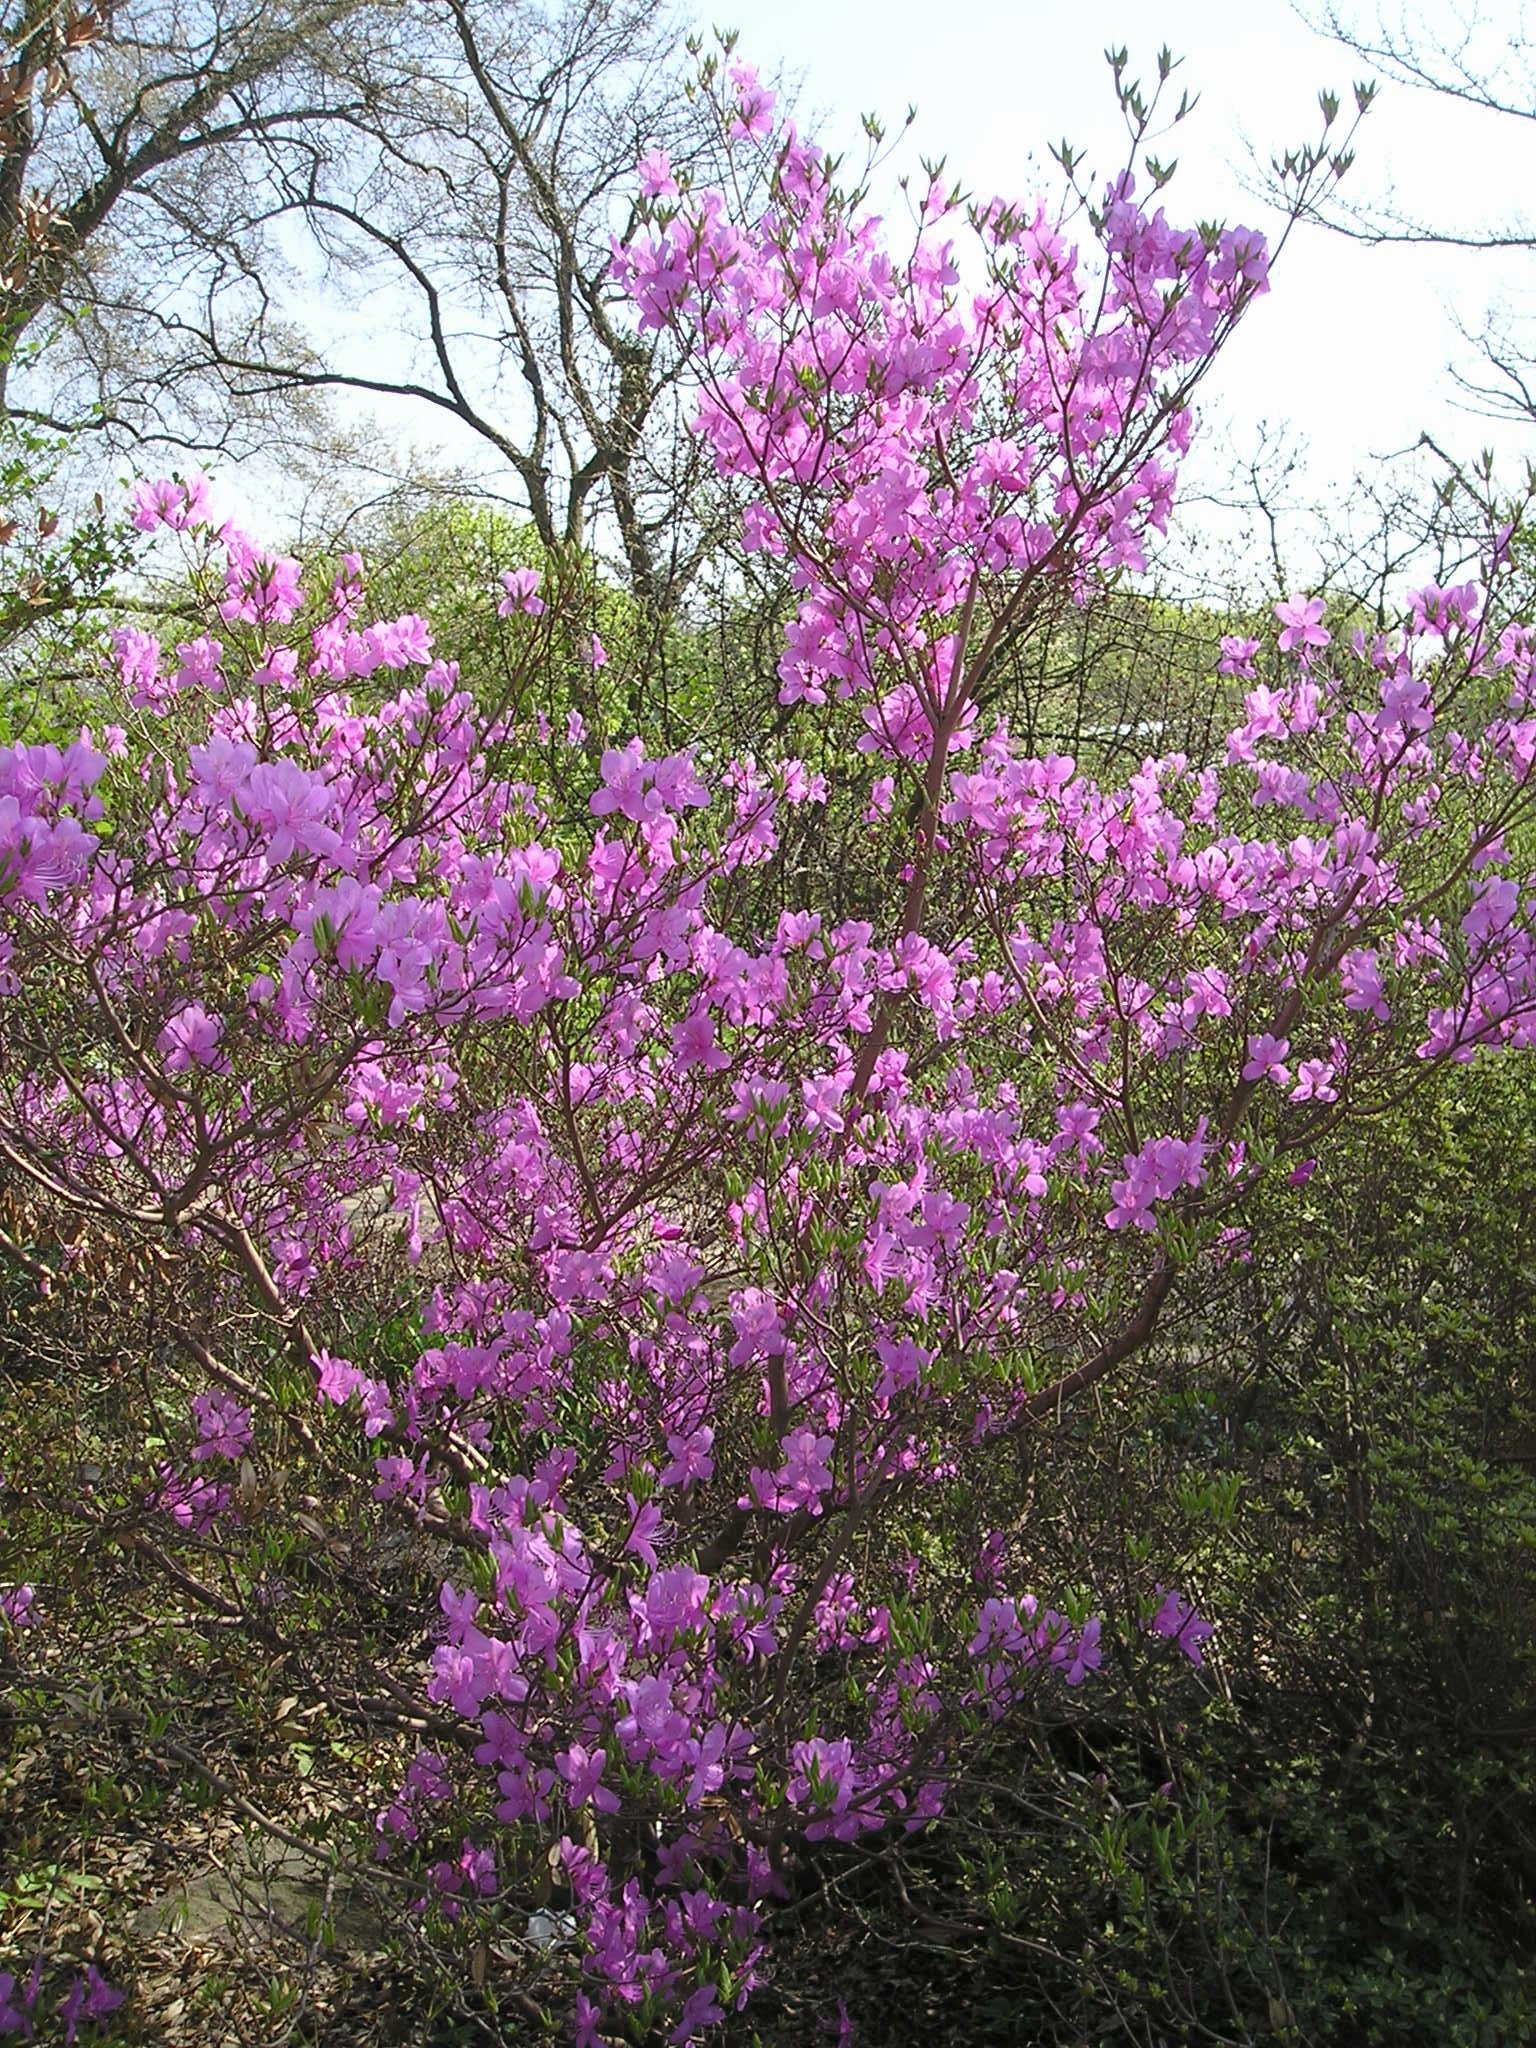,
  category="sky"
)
[705,0,1536,576]
[209,0,1536,589]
